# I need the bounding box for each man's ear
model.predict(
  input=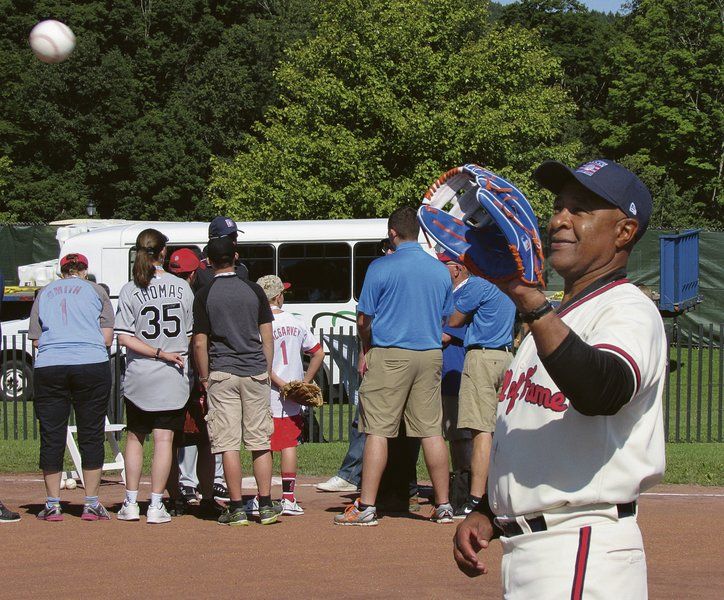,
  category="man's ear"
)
[234,252,239,262]
[616,218,639,249]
